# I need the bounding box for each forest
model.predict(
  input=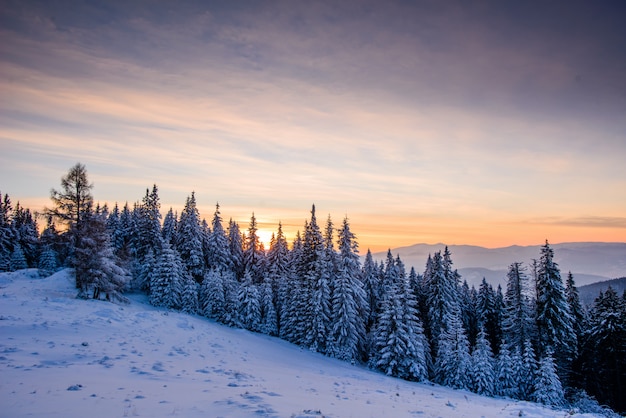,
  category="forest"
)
[1,163,624,415]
